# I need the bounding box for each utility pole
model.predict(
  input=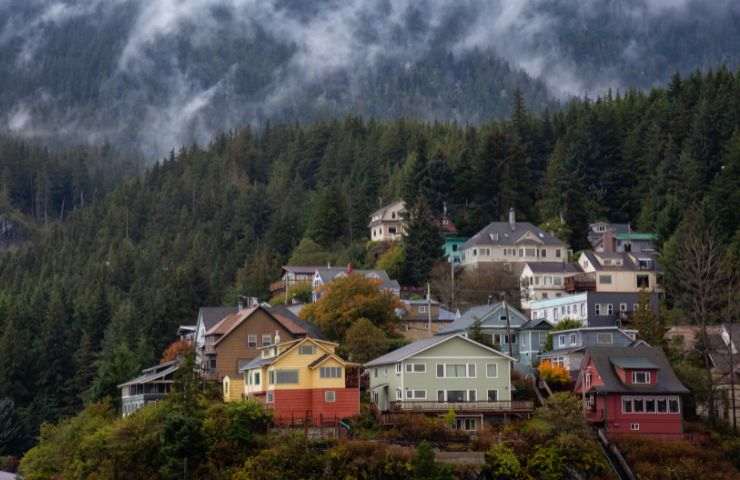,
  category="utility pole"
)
[427,282,432,333]
[502,292,513,358]
[727,279,737,434]
[450,258,456,311]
